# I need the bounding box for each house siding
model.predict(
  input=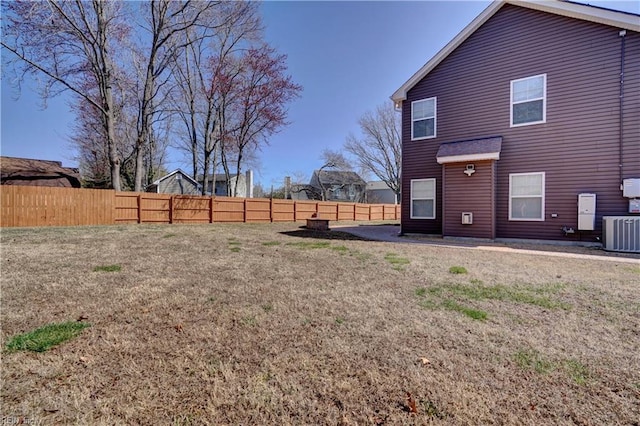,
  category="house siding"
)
[443,160,495,239]
[401,4,639,241]
[159,173,199,195]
